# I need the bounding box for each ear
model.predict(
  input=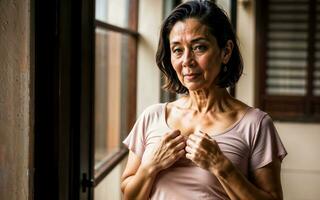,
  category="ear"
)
[221,40,234,65]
